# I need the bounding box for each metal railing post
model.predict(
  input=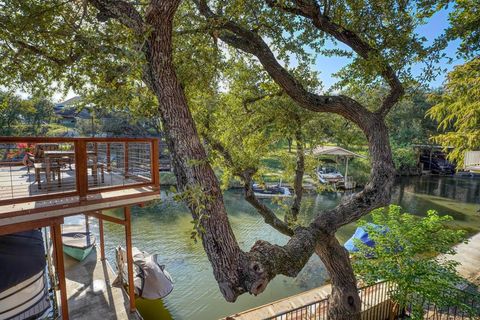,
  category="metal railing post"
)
[124,142,129,178]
